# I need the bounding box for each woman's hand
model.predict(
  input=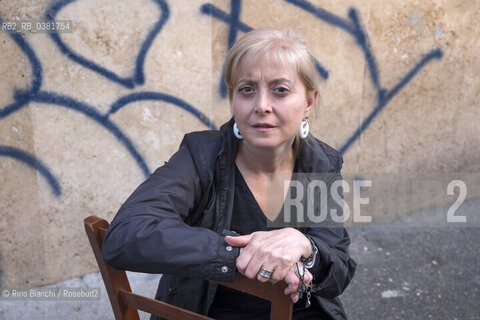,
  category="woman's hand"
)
[225,228,311,283]
[284,263,313,303]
